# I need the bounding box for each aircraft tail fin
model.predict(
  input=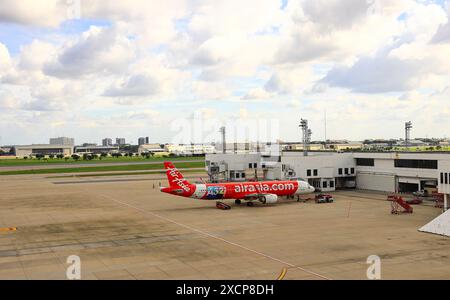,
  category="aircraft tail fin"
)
[164,162,191,189]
